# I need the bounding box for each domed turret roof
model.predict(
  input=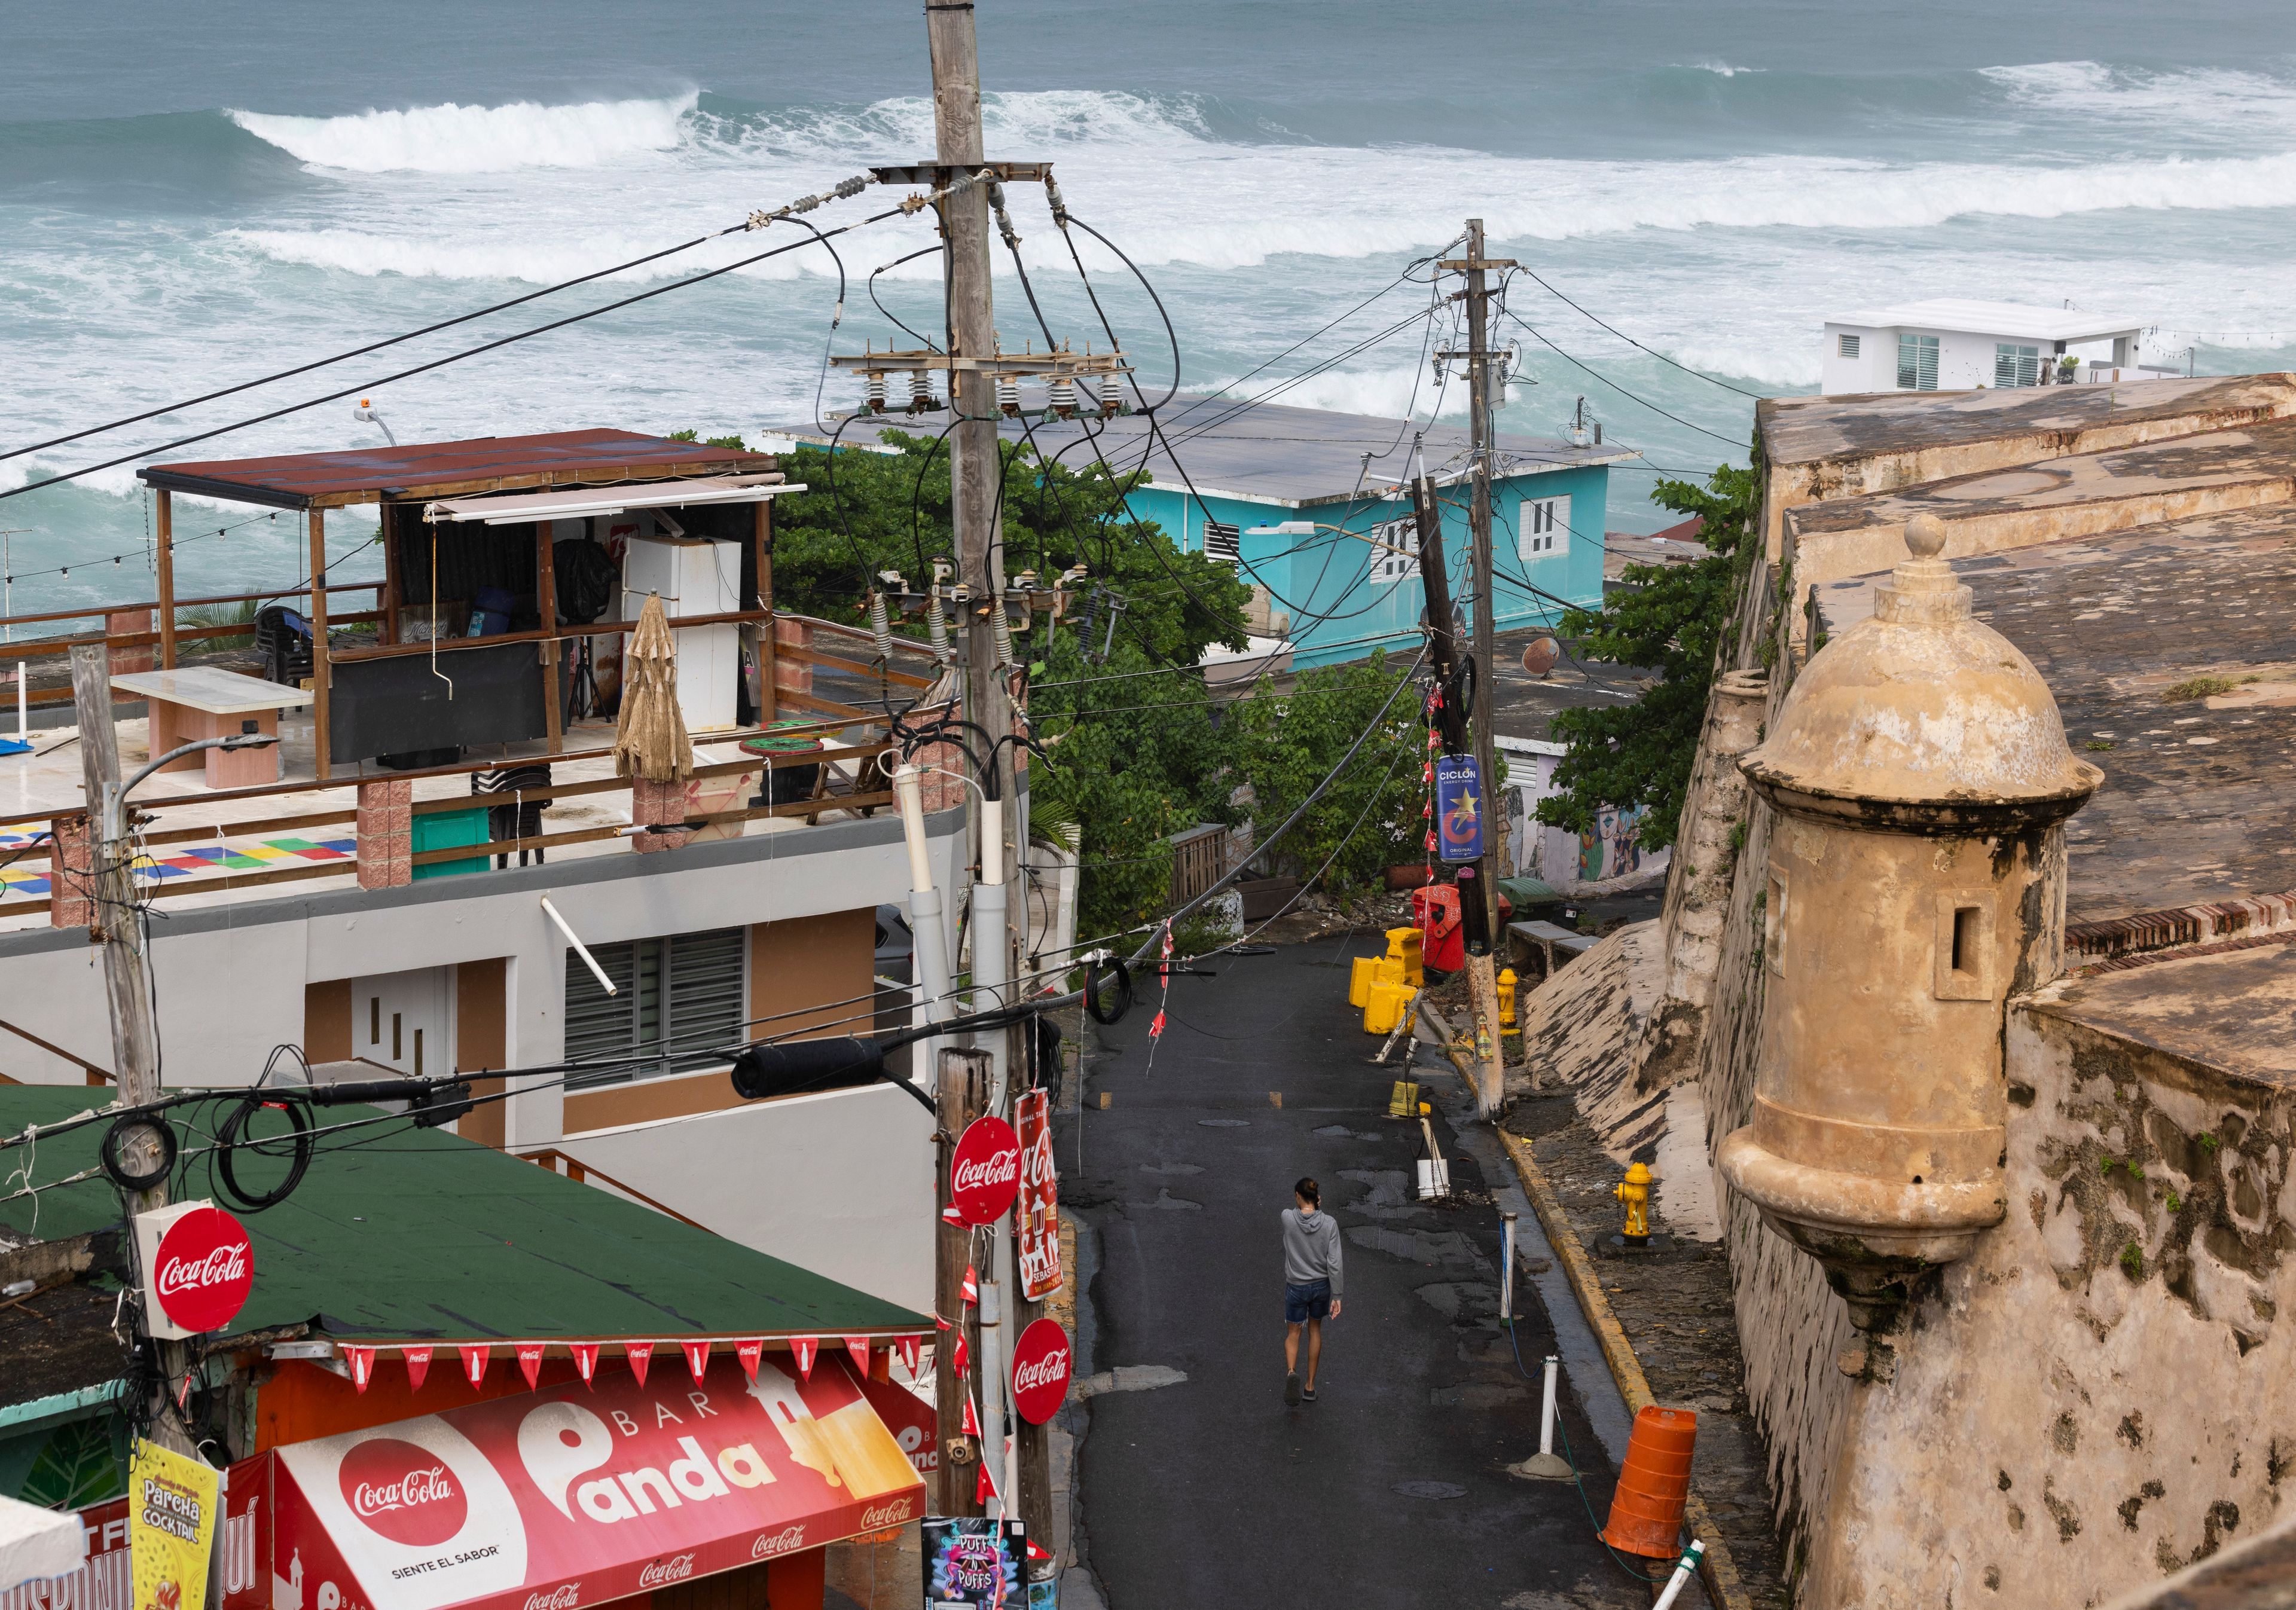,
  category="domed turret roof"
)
[1741,515,2101,829]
